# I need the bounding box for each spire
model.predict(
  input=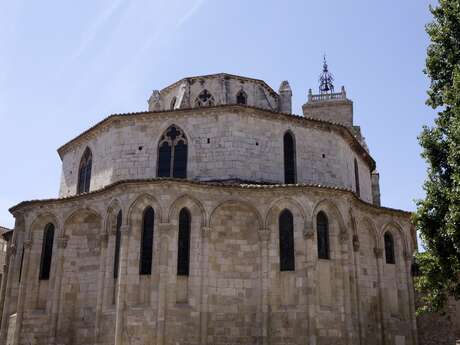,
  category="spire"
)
[319,55,334,94]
